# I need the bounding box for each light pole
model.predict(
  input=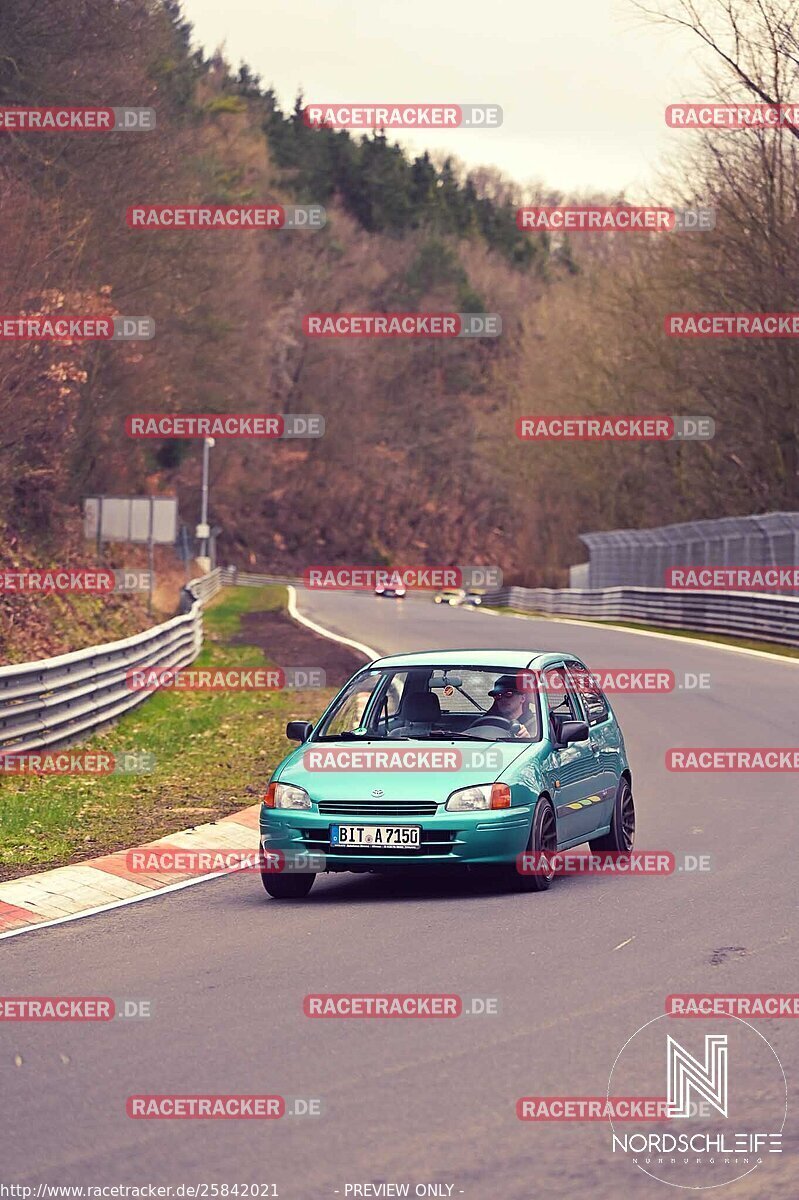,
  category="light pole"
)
[197,436,215,562]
